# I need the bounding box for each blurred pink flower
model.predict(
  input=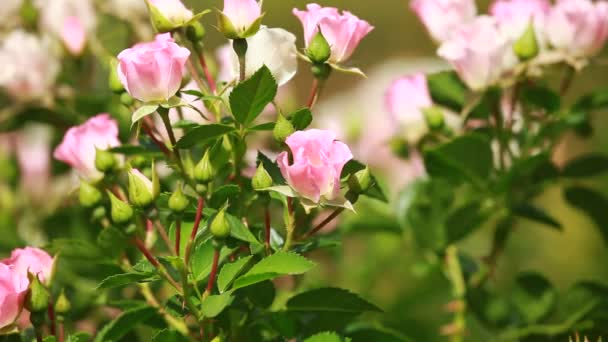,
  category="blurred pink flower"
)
[0,263,28,331]
[490,0,551,42]
[53,114,121,181]
[117,33,190,102]
[61,16,87,55]
[37,0,96,55]
[2,247,55,285]
[385,73,432,130]
[293,3,373,63]
[15,125,52,202]
[277,129,353,203]
[410,0,477,42]
[546,0,608,58]
[438,16,515,91]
